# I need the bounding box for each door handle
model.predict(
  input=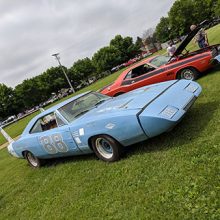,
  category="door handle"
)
[131,80,135,84]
